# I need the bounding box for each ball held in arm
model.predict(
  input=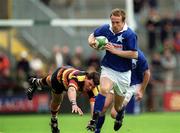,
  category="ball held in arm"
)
[95,36,108,50]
